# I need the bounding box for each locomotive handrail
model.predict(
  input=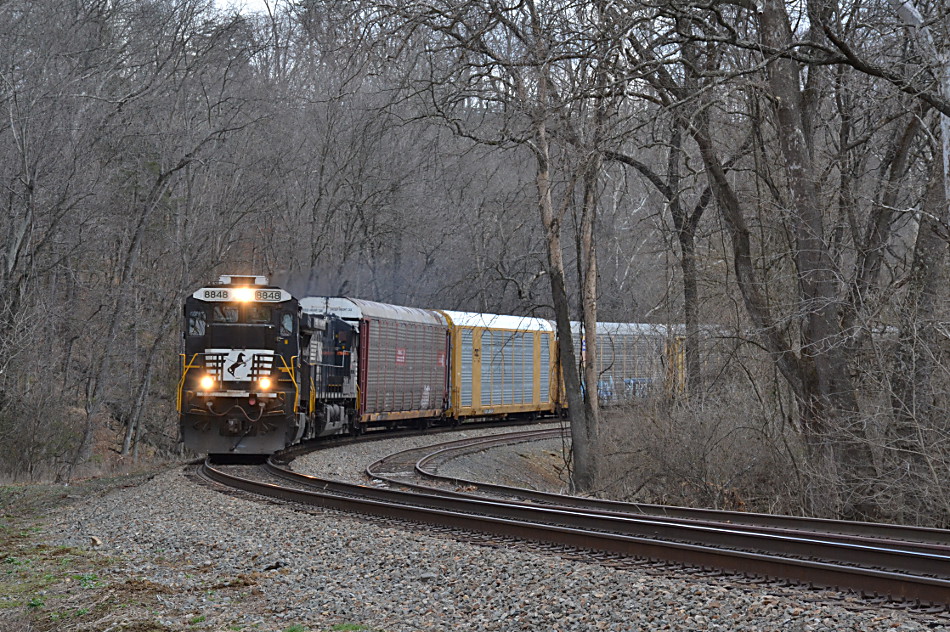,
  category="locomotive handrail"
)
[176,353,202,412]
[275,355,299,412]
[309,376,316,415]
